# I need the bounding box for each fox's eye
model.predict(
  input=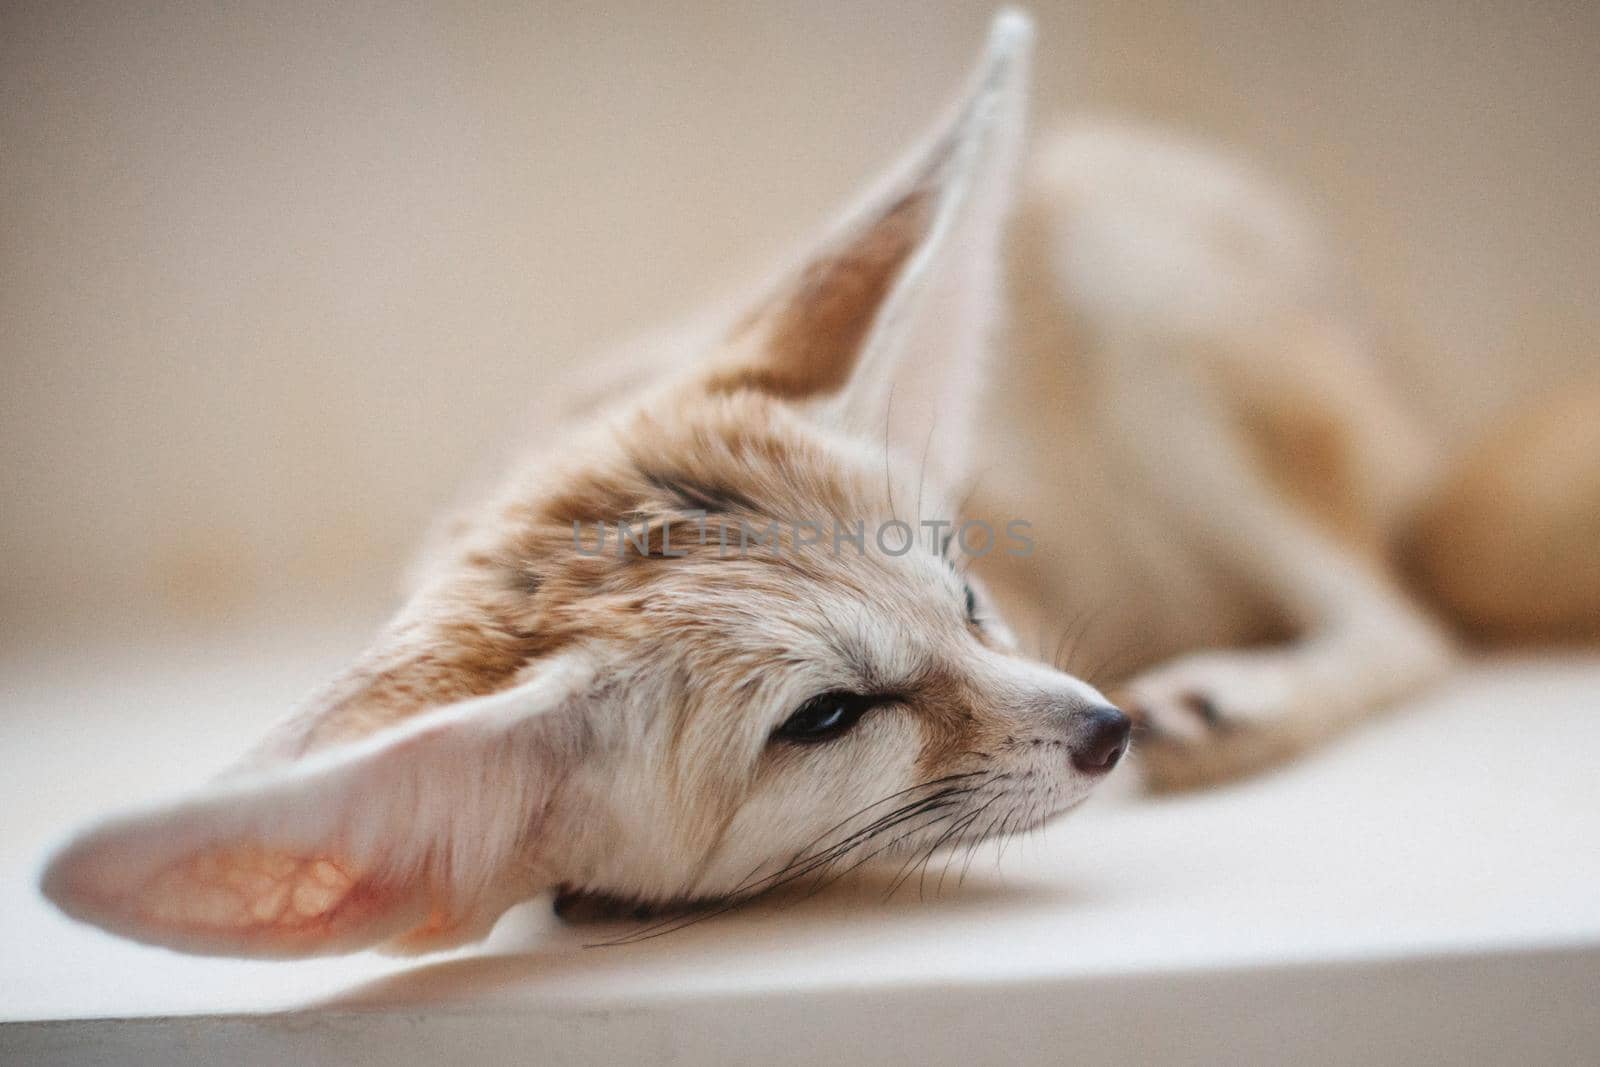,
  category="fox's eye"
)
[964,584,979,623]
[774,691,880,743]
